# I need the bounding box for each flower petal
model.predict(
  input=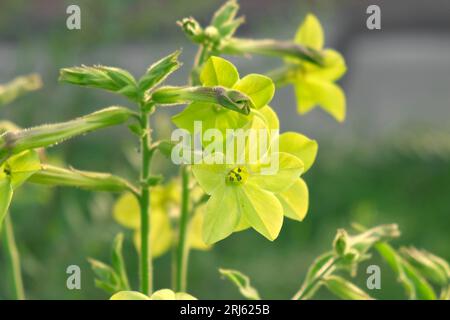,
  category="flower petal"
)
[238,182,284,241]
[296,77,346,122]
[233,74,275,109]
[305,49,347,81]
[294,14,324,50]
[110,291,150,300]
[189,204,211,250]
[113,192,140,229]
[277,132,318,172]
[172,102,217,133]
[203,185,241,244]
[276,178,309,221]
[191,155,228,194]
[249,152,304,193]
[200,56,239,87]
